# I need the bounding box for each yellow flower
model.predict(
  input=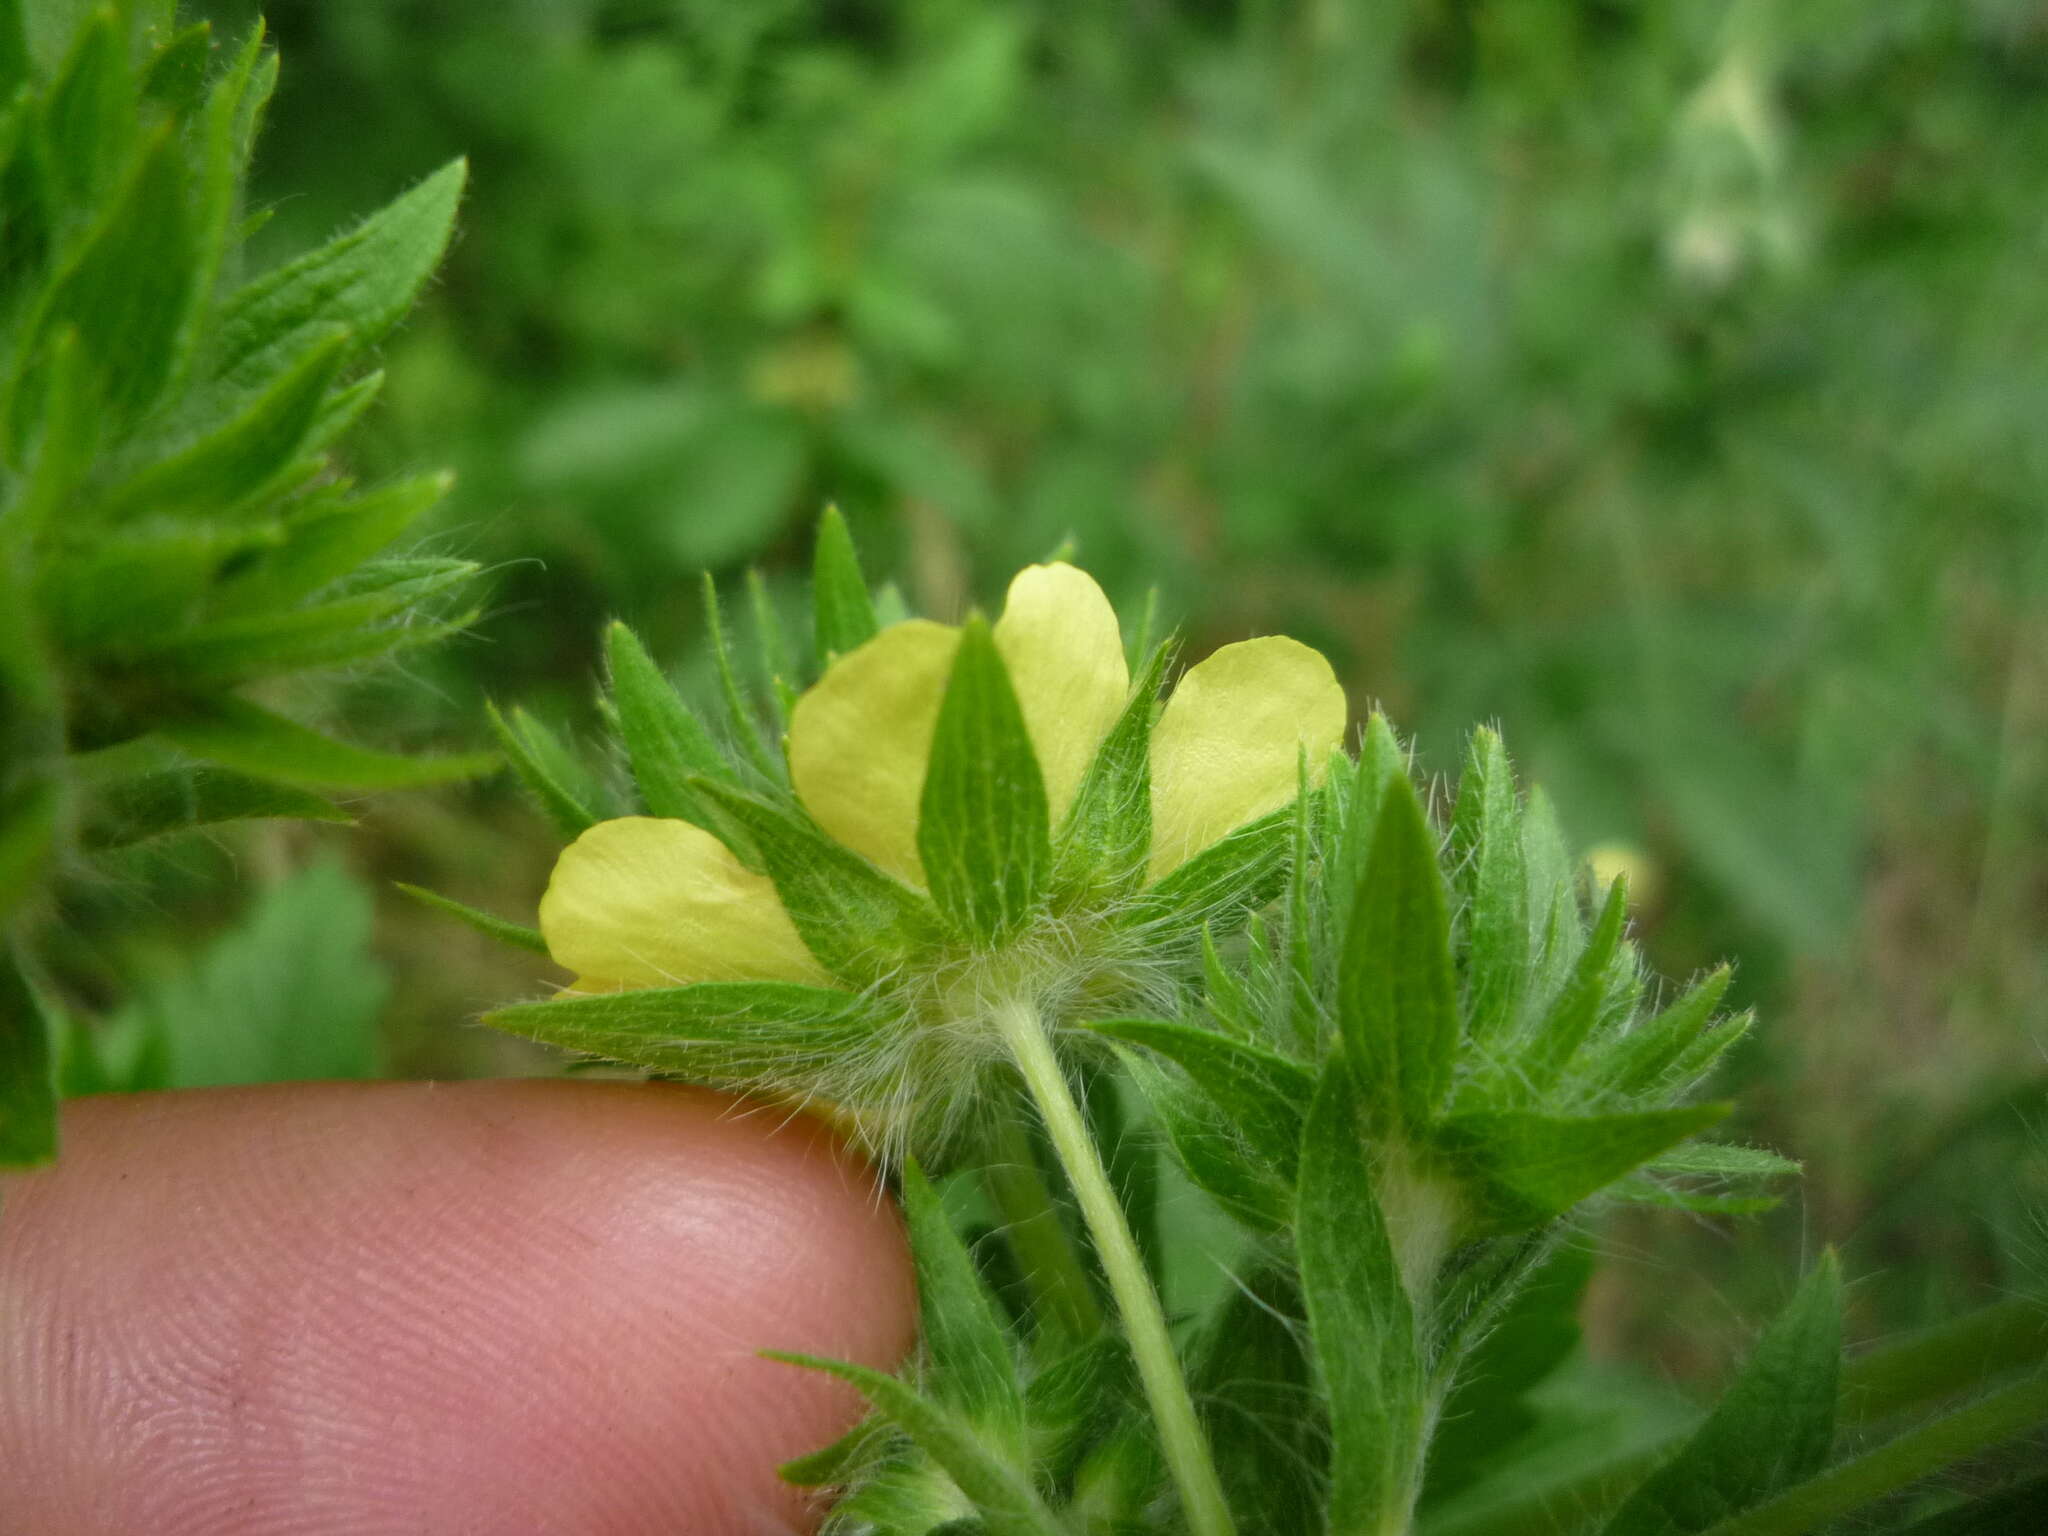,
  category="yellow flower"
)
[539,563,1347,993]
